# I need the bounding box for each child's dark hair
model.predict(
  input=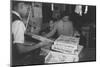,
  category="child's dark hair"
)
[11,0,32,10]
